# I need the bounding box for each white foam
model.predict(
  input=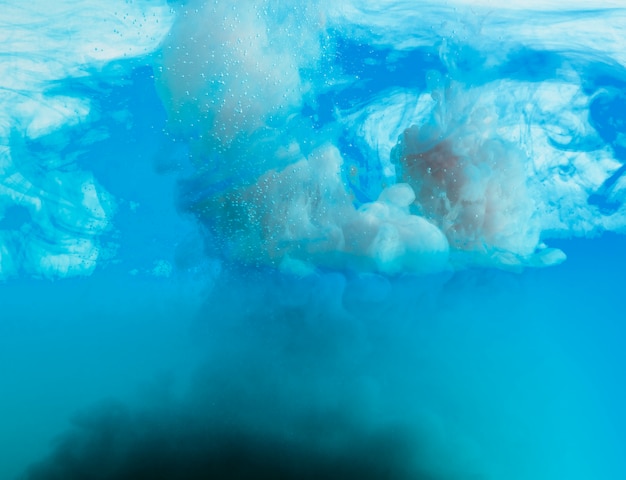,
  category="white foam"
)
[154,0,625,273]
[156,1,322,146]
[327,1,626,68]
[0,0,173,279]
